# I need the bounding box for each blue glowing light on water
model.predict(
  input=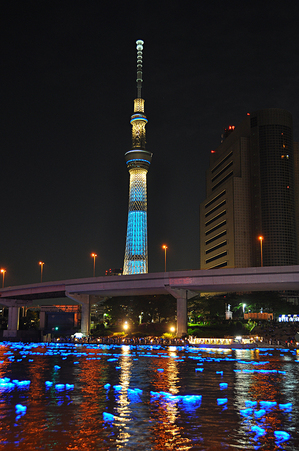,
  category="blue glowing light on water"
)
[0,341,297,450]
